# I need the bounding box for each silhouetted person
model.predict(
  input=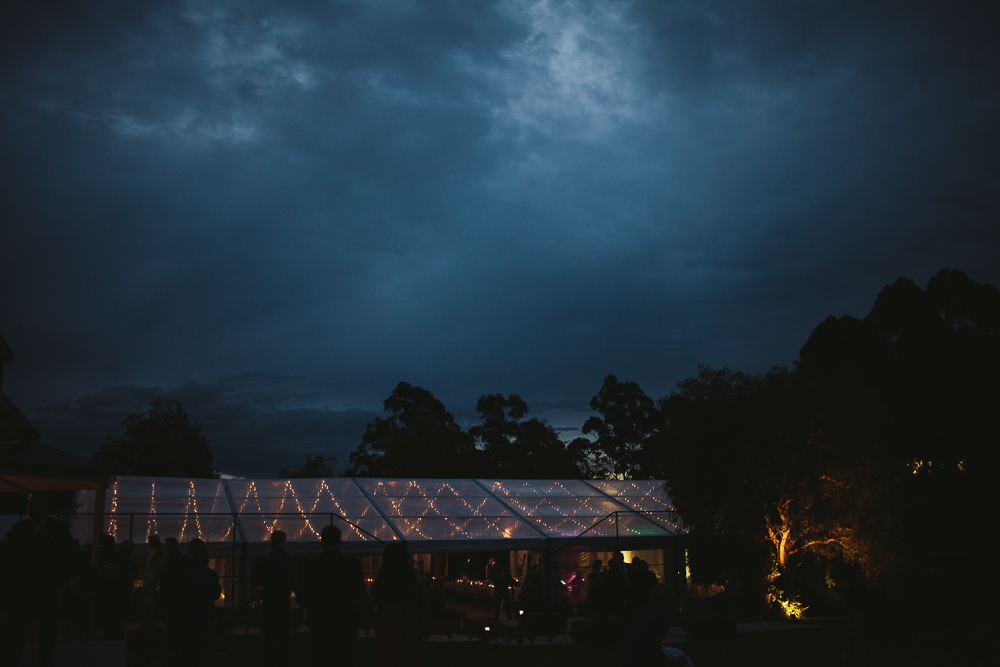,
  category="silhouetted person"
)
[183,538,221,667]
[60,548,97,640]
[0,493,76,667]
[426,577,445,616]
[296,525,366,667]
[494,567,515,620]
[96,534,131,639]
[142,534,162,622]
[605,552,629,620]
[117,539,137,628]
[261,530,295,666]
[622,584,674,666]
[587,560,606,618]
[118,539,136,589]
[626,557,657,618]
[565,565,582,614]
[157,537,191,628]
[369,542,424,666]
